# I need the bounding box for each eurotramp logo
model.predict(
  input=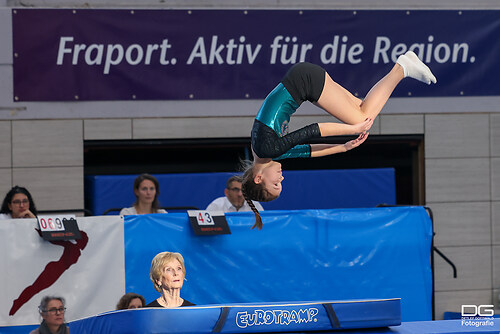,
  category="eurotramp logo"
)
[236,307,319,328]
[461,305,495,328]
